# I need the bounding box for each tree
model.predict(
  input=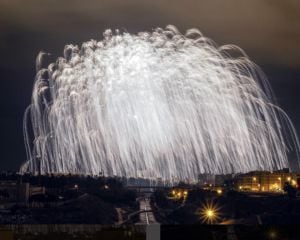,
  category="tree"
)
[283,182,296,198]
